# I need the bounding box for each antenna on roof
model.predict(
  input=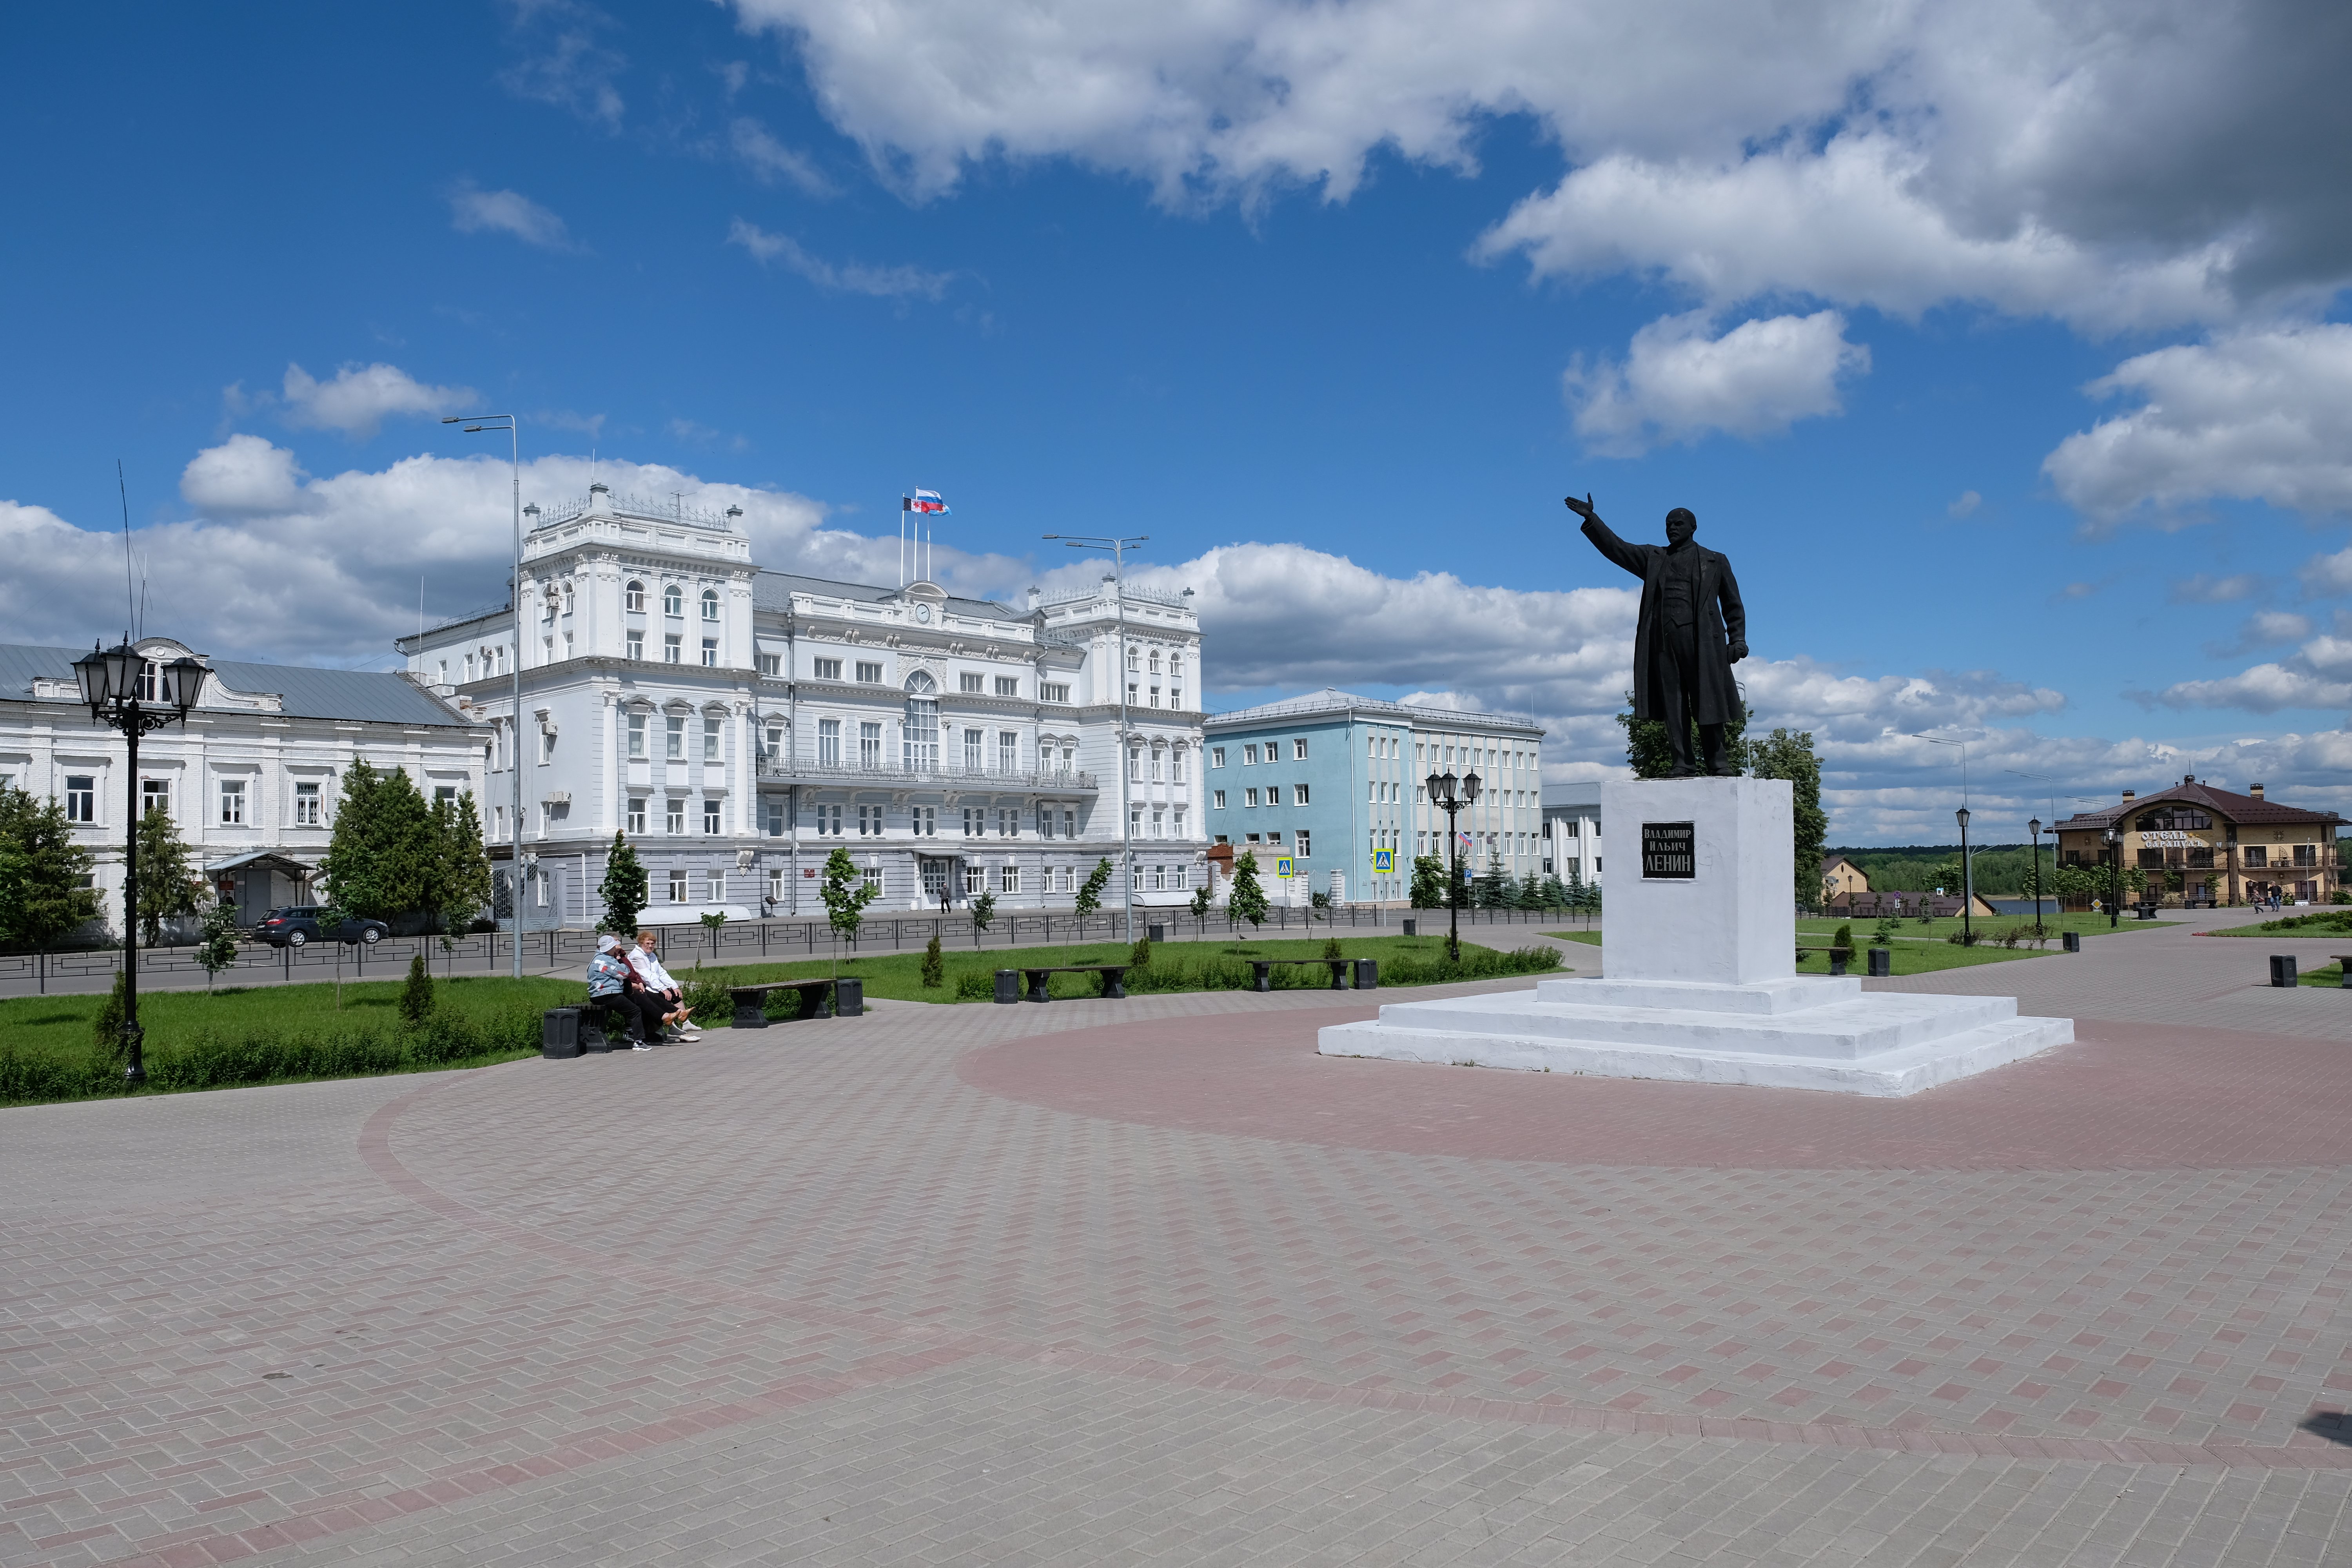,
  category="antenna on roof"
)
[117,461,137,639]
